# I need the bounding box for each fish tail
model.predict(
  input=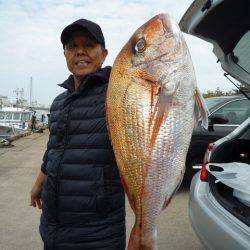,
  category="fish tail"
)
[128,224,158,250]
